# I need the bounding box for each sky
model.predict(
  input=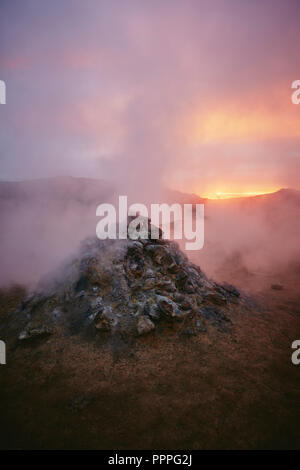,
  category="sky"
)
[0,0,300,198]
